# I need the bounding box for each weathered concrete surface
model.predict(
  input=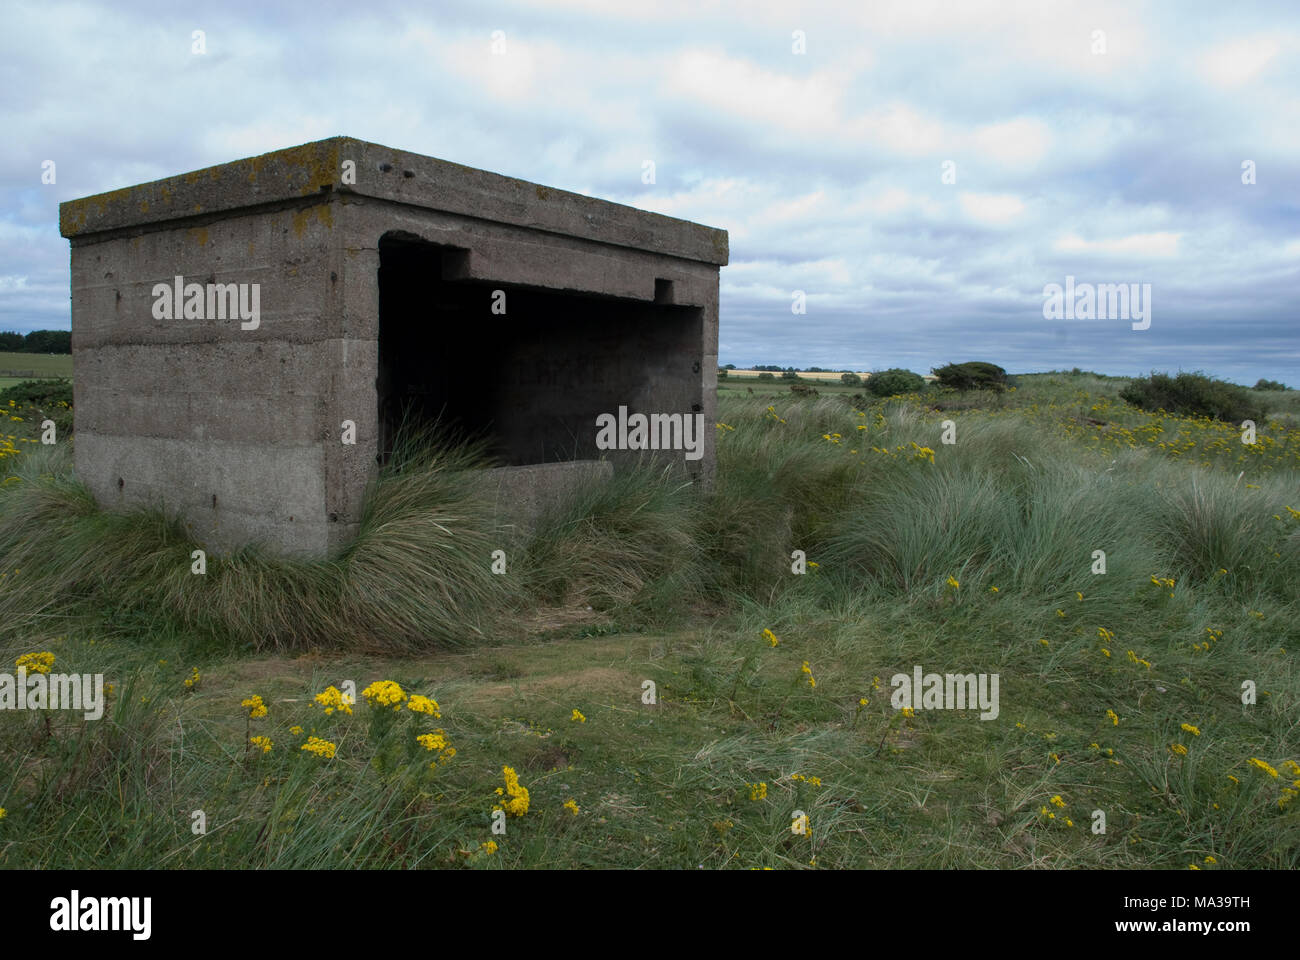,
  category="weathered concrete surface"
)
[480,460,615,533]
[60,137,726,556]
